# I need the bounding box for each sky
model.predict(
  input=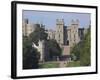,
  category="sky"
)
[23,10,91,30]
